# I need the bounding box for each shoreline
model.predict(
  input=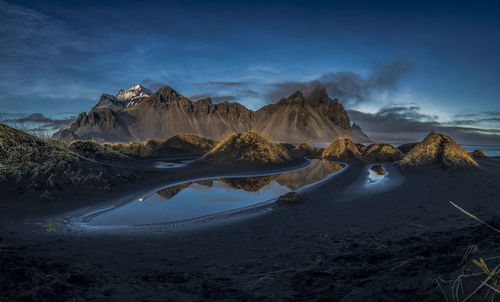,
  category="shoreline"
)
[1,157,500,300]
